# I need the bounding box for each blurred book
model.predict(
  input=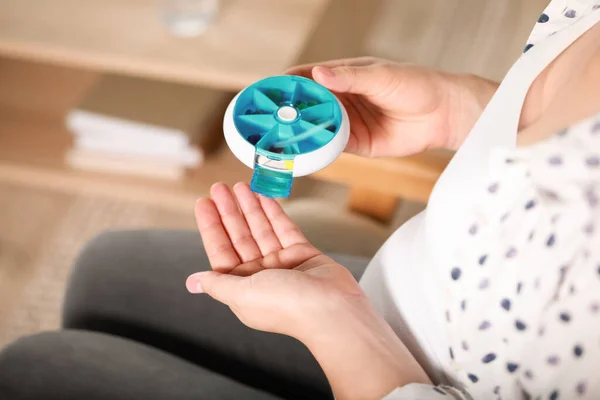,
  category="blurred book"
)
[65,74,229,180]
[66,148,187,180]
